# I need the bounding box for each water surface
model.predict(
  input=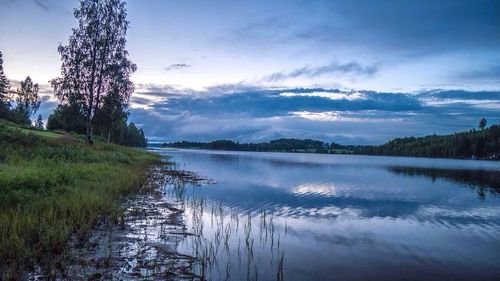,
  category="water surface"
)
[155,148,500,281]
